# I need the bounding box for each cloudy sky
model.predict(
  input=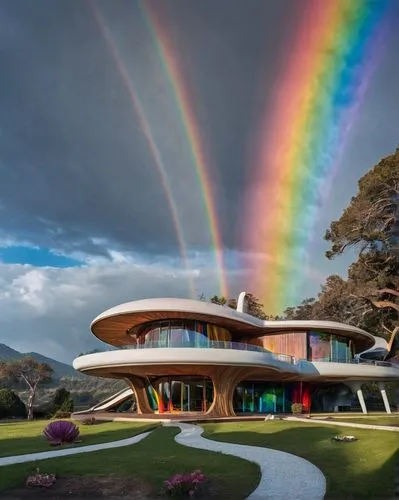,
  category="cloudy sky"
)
[0,0,398,363]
